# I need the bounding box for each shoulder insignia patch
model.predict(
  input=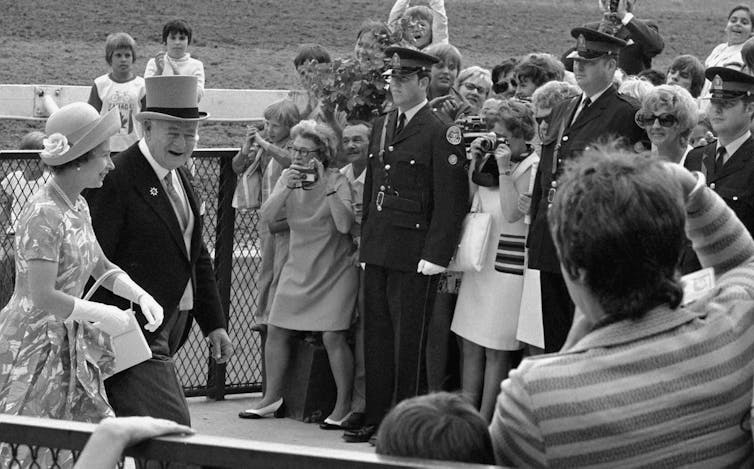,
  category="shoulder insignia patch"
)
[448,154,459,166]
[446,126,462,145]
